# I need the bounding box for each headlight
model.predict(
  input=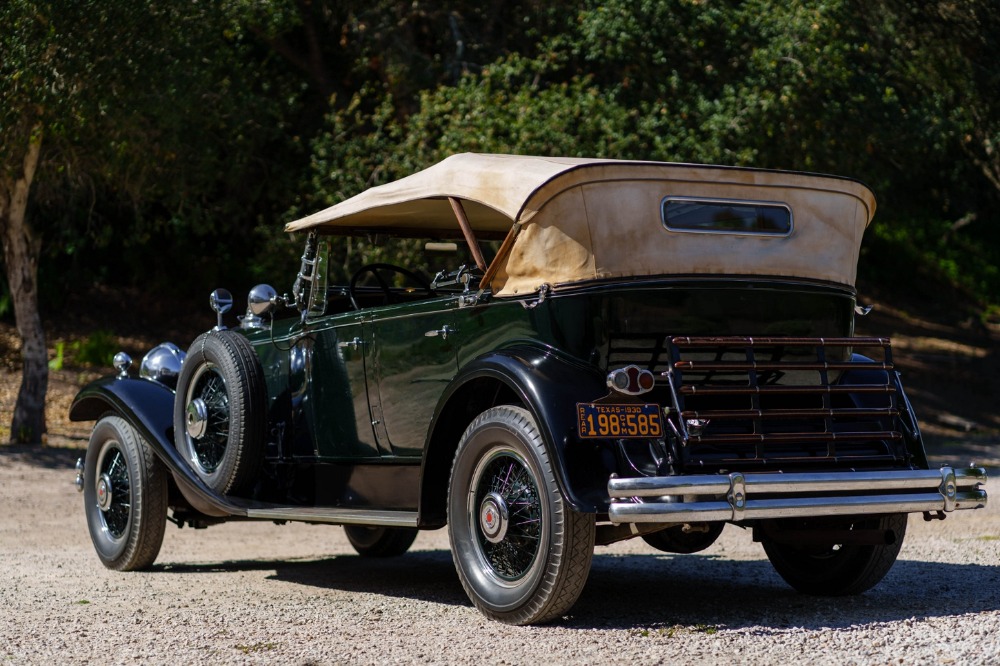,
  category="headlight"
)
[140,342,186,388]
